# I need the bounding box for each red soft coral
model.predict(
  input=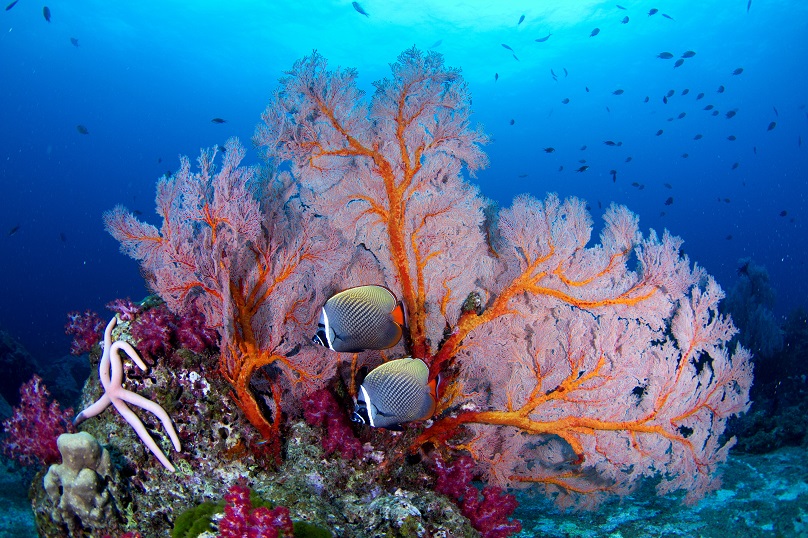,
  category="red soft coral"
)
[65,310,104,355]
[218,483,295,538]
